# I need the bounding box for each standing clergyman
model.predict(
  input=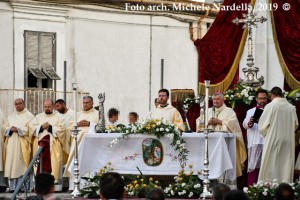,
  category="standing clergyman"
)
[4,98,34,192]
[258,87,298,182]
